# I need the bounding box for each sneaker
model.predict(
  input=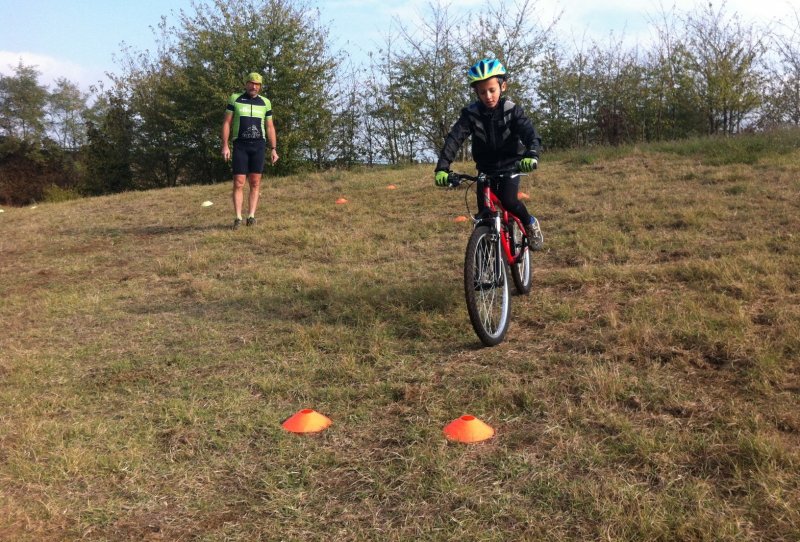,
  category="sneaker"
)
[233,218,242,230]
[526,217,544,251]
[246,216,256,227]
